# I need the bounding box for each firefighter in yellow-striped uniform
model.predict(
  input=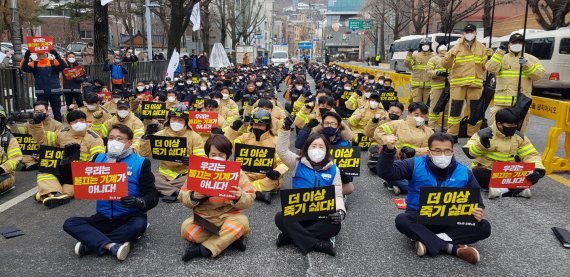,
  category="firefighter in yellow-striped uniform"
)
[345,85,374,111]
[426,43,450,130]
[94,100,145,152]
[0,106,23,194]
[28,110,105,208]
[8,101,63,171]
[139,104,206,202]
[196,99,229,142]
[442,24,493,140]
[405,37,434,104]
[217,88,240,124]
[464,108,545,199]
[485,33,545,132]
[225,109,288,204]
[77,93,112,136]
[294,95,336,130]
[374,102,434,195]
[179,135,256,261]
[348,93,388,142]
